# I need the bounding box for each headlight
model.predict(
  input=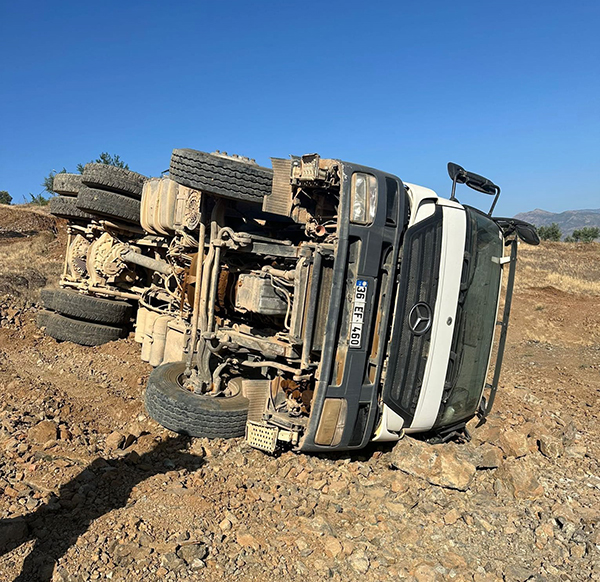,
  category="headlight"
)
[351,173,378,224]
[314,398,348,446]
